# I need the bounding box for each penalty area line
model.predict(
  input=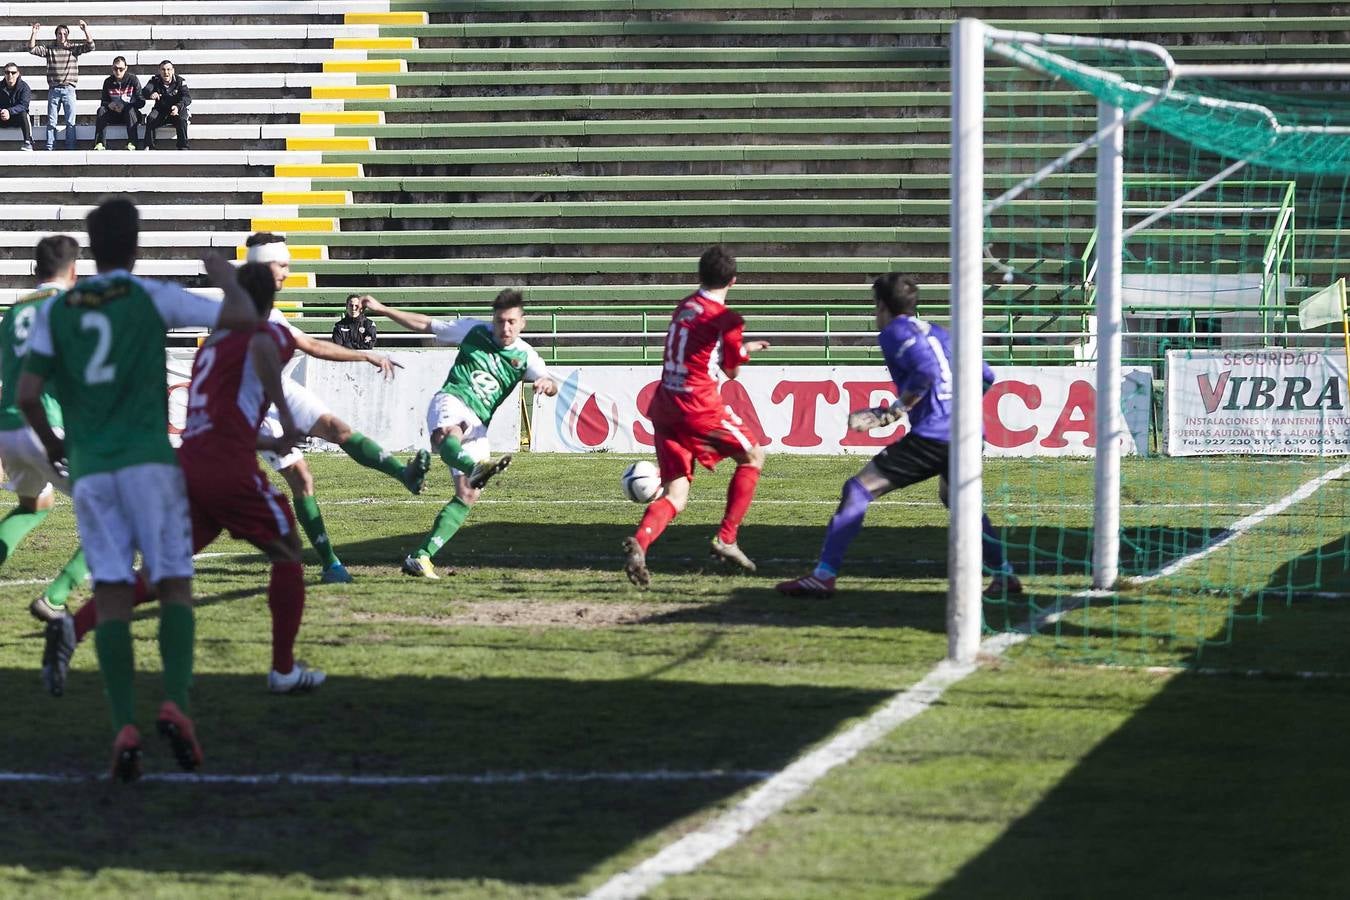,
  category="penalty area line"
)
[584,461,1350,900]
[0,768,773,787]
